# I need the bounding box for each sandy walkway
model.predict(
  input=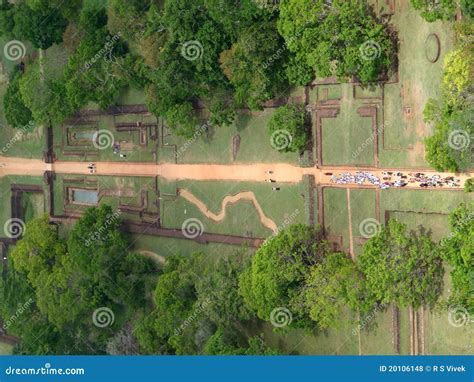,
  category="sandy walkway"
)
[0,156,471,190]
[179,188,278,233]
